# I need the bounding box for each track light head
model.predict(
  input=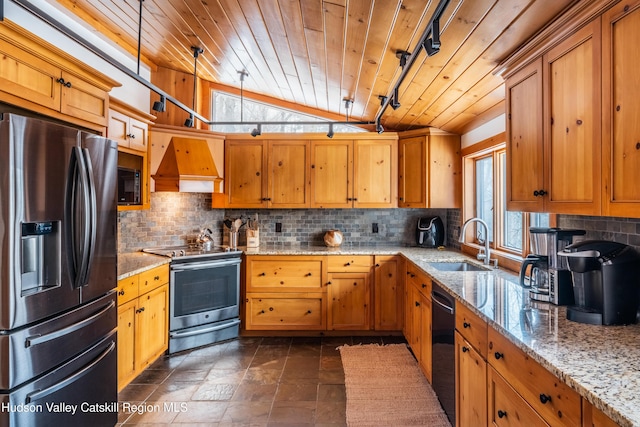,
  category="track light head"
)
[184,114,194,127]
[395,50,411,68]
[191,46,204,58]
[376,123,384,134]
[152,95,166,113]
[343,98,353,110]
[327,123,334,139]
[424,38,440,56]
[251,124,262,137]
[378,95,388,106]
